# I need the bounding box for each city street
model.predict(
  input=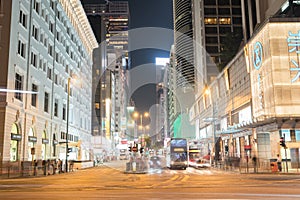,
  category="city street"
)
[0,160,300,199]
